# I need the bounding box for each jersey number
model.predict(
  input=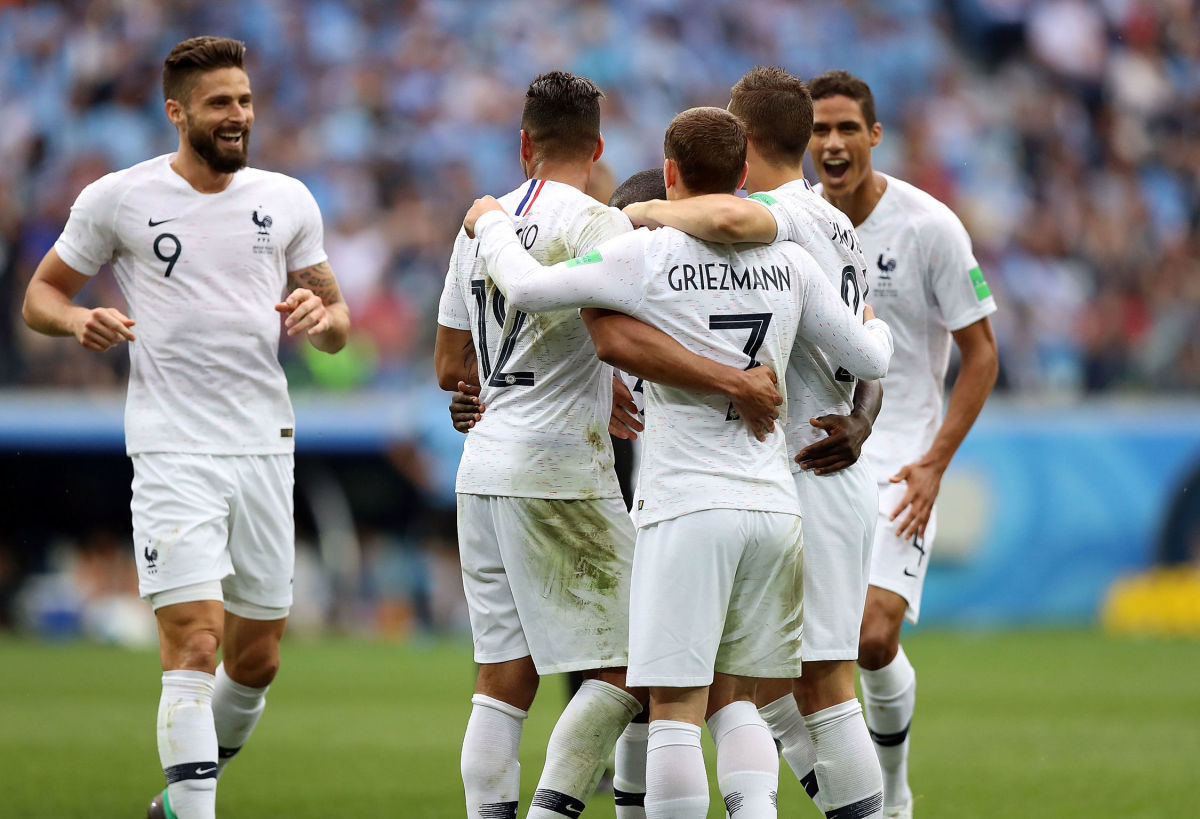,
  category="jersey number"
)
[153,233,182,278]
[709,312,773,421]
[470,280,535,388]
[835,264,862,383]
